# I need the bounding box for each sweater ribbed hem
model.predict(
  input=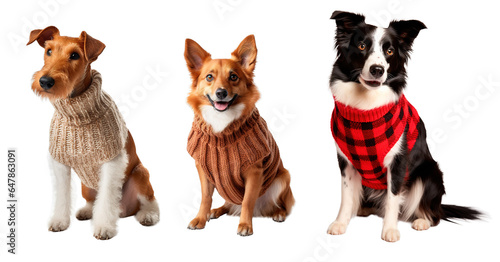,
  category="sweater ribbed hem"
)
[49,70,128,189]
[187,108,281,204]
